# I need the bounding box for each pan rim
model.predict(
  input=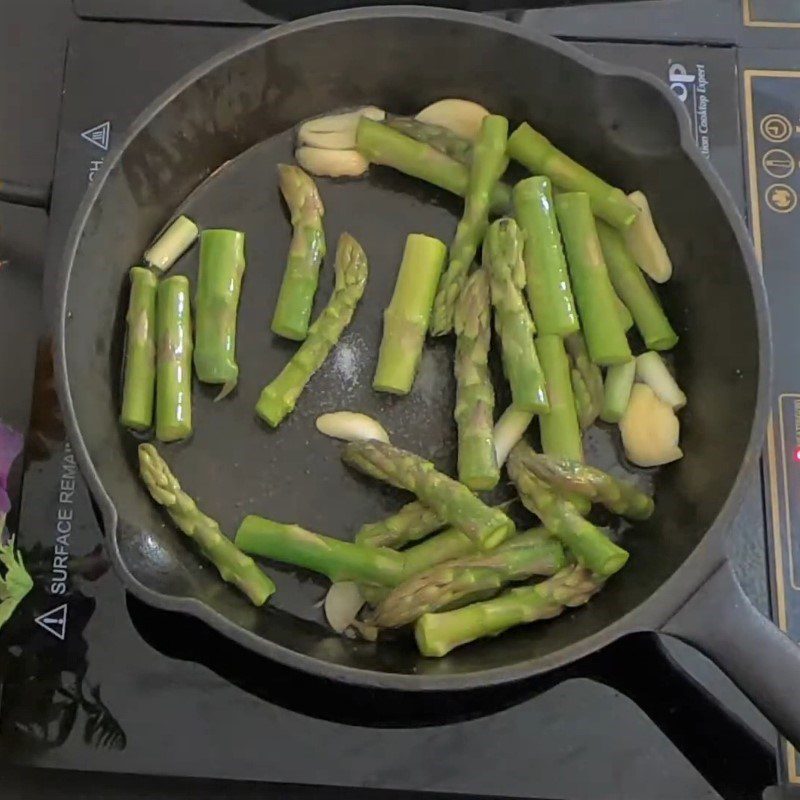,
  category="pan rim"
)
[54,4,772,691]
